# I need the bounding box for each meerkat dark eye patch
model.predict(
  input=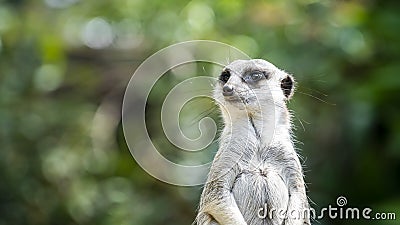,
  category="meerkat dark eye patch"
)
[219,70,231,83]
[281,75,294,99]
